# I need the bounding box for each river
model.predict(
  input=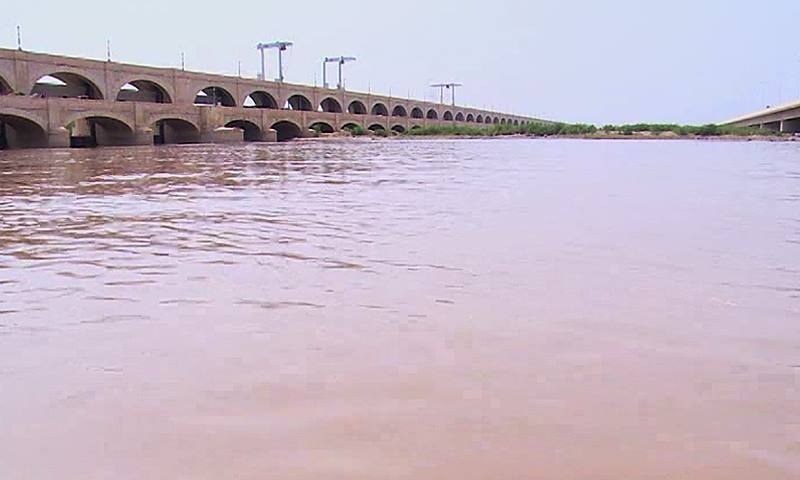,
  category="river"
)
[1,138,798,479]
